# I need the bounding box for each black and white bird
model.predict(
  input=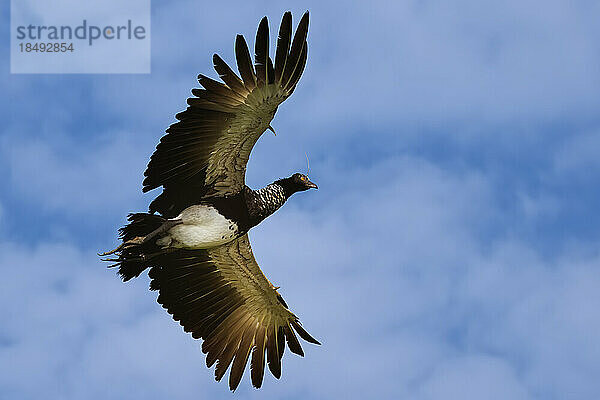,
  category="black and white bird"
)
[100,11,320,391]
